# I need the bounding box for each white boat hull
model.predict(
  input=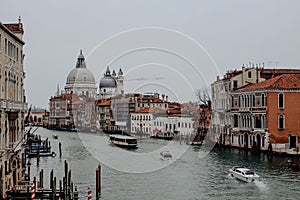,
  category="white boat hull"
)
[229,167,260,183]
